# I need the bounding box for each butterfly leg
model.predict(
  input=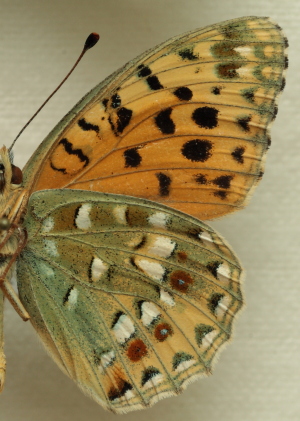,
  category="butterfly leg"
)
[0,288,5,392]
[0,228,30,321]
